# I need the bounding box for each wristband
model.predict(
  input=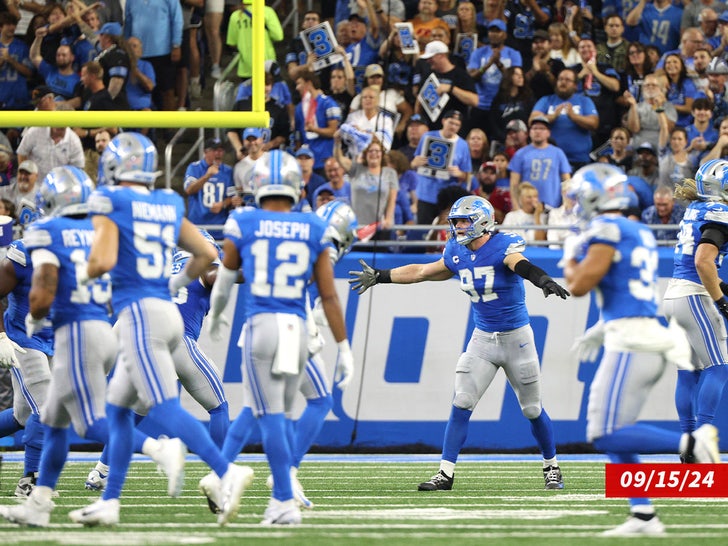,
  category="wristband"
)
[655,108,665,113]
[377,269,392,283]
